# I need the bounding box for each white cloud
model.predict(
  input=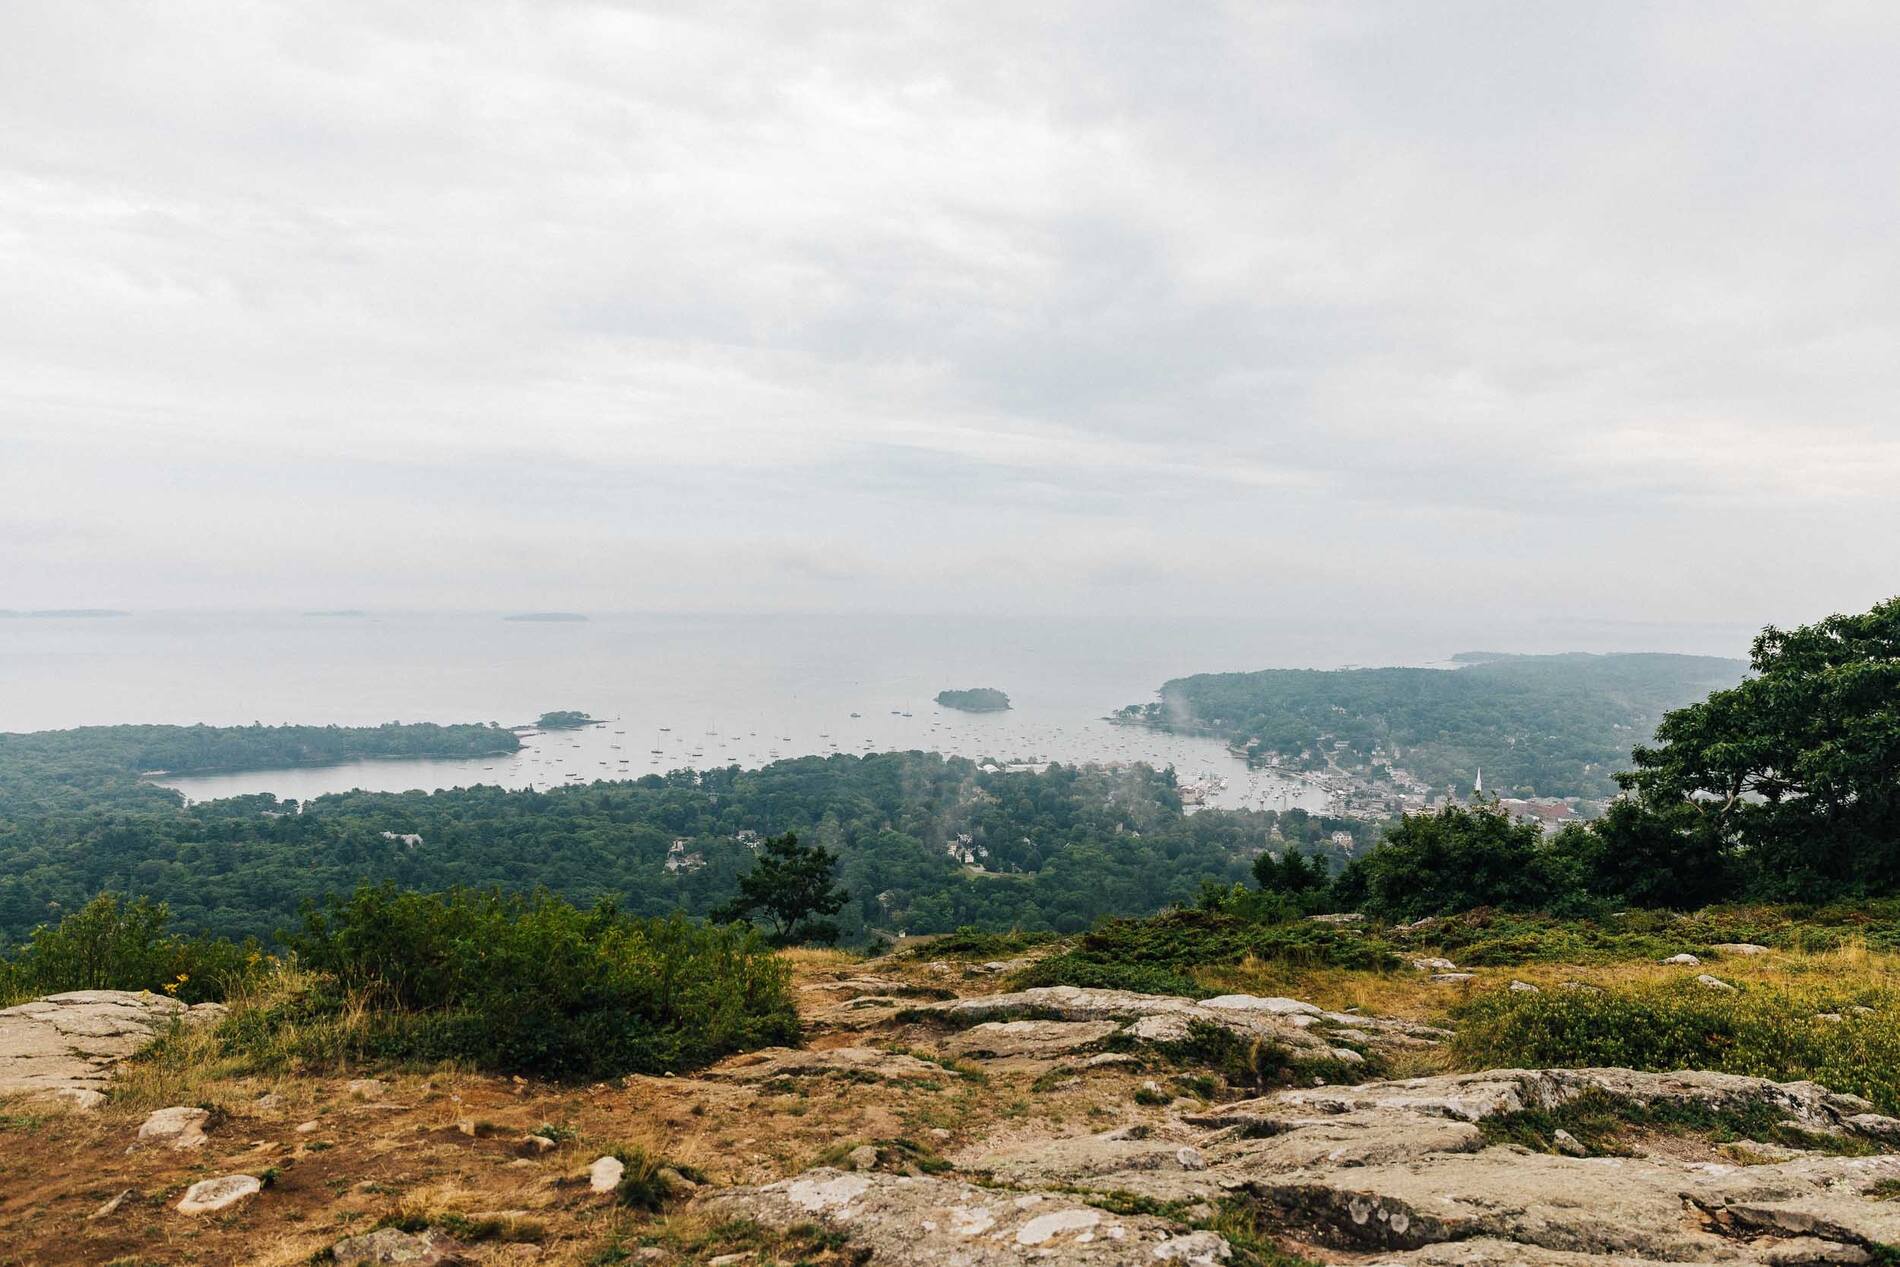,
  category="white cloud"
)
[2,0,1895,630]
